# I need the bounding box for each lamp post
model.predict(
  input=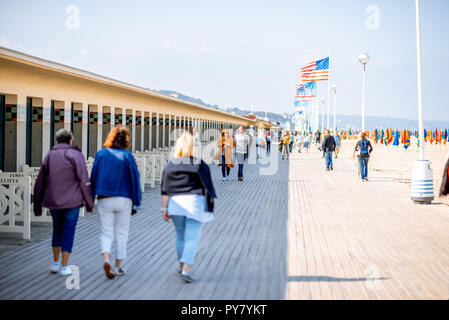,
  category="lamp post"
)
[320,97,325,131]
[358,53,370,133]
[411,0,433,204]
[332,84,338,133]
